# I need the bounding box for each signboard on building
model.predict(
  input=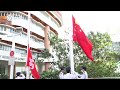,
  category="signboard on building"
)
[8,50,15,65]
[10,50,14,57]
[8,57,15,65]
